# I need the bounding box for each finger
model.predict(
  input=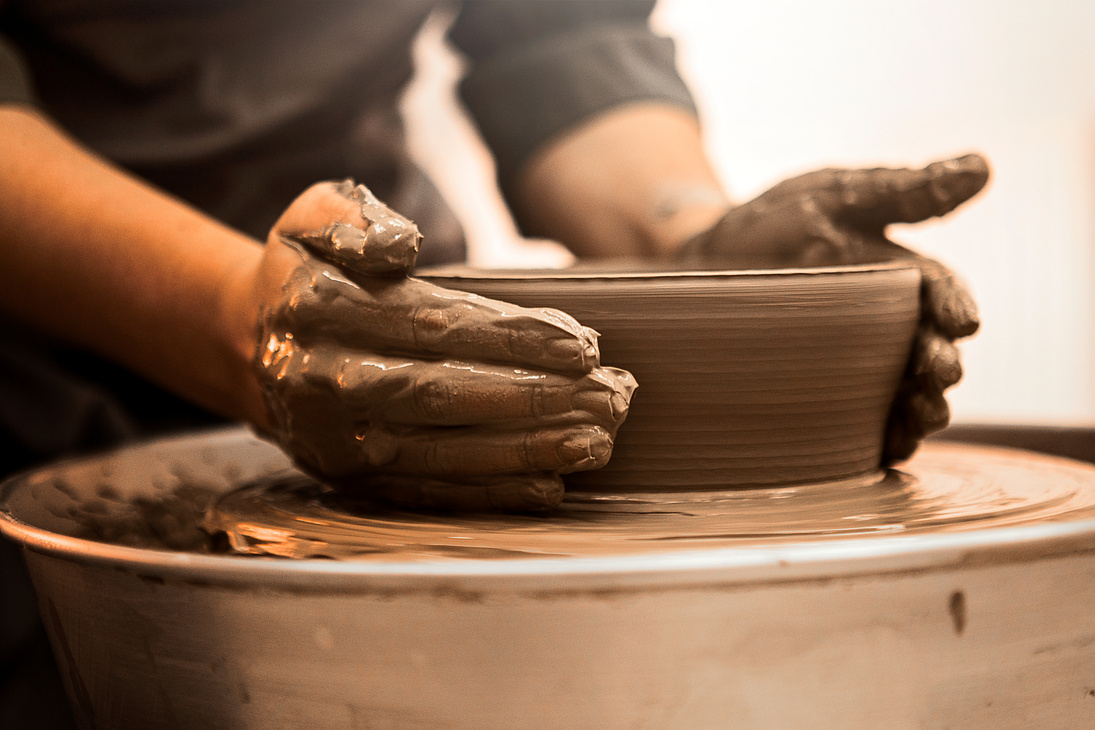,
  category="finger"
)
[274,180,421,276]
[269,260,602,373]
[686,195,867,267]
[912,327,963,391]
[256,334,622,480]
[880,385,948,466]
[860,235,980,338]
[323,351,635,429]
[881,370,952,467]
[906,387,951,436]
[270,180,362,243]
[888,384,950,442]
[356,472,565,512]
[404,280,602,373]
[881,410,920,465]
[358,423,615,477]
[916,255,980,339]
[760,154,990,230]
